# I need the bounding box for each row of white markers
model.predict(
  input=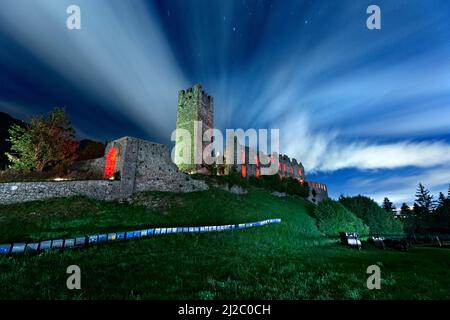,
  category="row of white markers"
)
[0,218,282,256]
